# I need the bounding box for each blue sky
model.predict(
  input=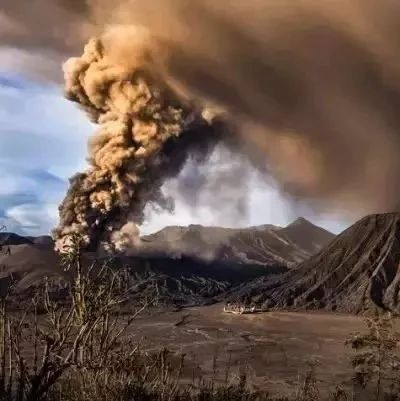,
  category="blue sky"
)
[0,72,91,235]
[0,71,348,236]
